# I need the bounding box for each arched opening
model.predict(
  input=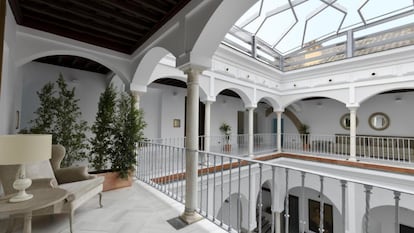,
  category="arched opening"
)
[368,205,414,233]
[217,193,244,231]
[20,55,114,133]
[283,96,349,156]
